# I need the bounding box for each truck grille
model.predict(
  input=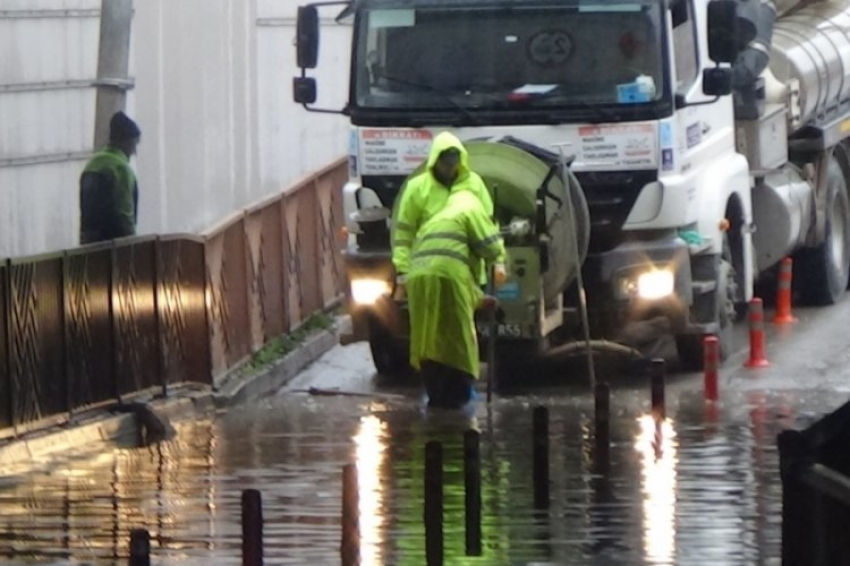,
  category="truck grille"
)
[360,175,408,209]
[573,170,657,253]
